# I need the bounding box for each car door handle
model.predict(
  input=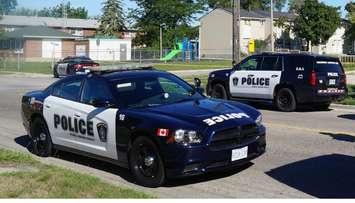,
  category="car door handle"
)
[248,74,254,77]
[74,114,81,118]
[45,105,51,109]
[271,75,279,78]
